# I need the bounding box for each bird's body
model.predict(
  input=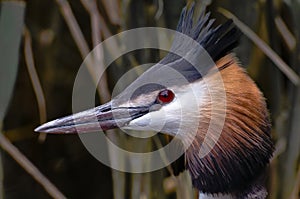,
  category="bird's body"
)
[35,4,274,199]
